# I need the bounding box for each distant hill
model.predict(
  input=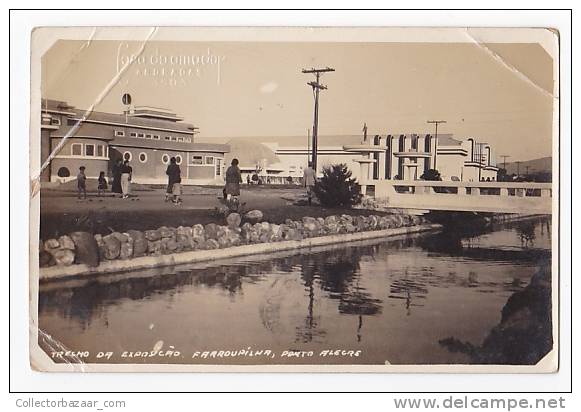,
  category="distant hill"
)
[502,157,552,175]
